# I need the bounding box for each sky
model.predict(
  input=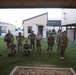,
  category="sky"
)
[0,8,62,28]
